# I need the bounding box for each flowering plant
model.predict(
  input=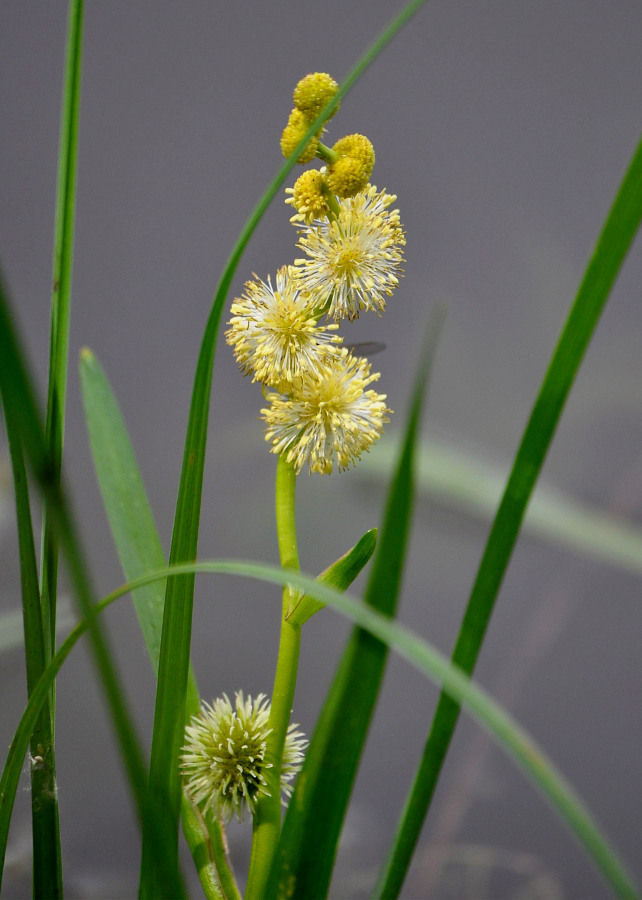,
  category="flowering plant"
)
[1,2,641,899]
